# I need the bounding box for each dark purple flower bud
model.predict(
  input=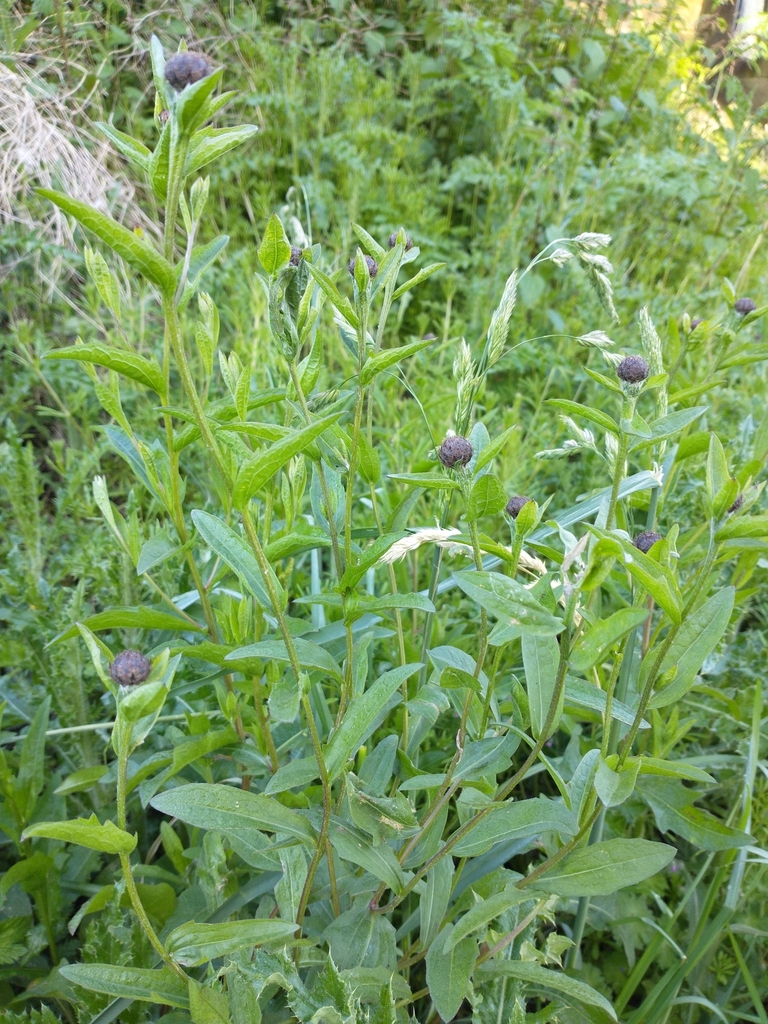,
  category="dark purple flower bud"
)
[388,230,413,251]
[617,355,650,384]
[347,255,378,279]
[290,246,303,266]
[505,495,532,519]
[728,493,744,514]
[164,52,212,92]
[110,650,152,687]
[690,317,702,330]
[438,435,473,468]
[634,530,662,554]
[734,297,757,315]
